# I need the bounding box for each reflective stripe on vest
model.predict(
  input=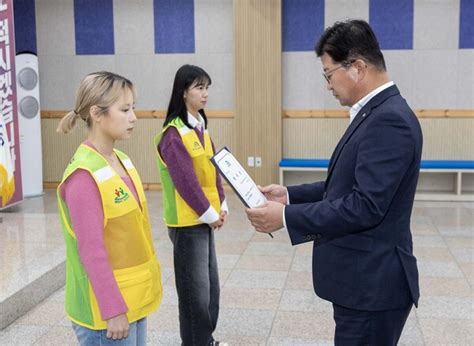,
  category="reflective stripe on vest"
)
[57,144,162,330]
[154,117,220,227]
